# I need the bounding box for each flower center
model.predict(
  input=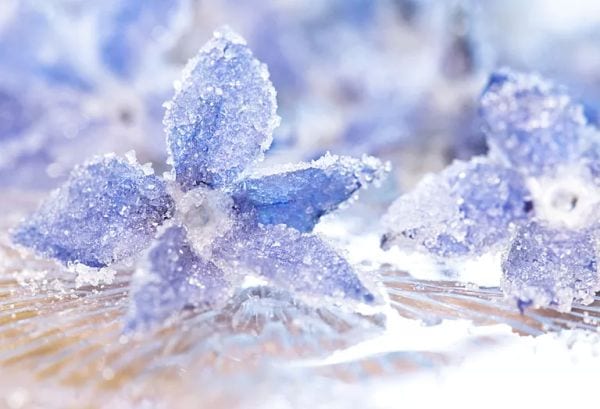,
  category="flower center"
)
[550,189,578,212]
[527,168,600,229]
[173,187,234,257]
